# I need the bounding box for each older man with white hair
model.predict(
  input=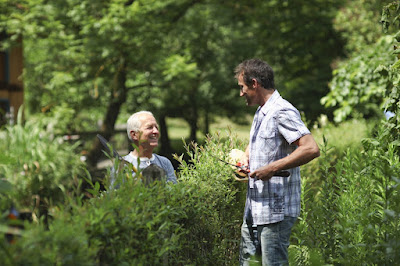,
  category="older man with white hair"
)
[111,111,177,187]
